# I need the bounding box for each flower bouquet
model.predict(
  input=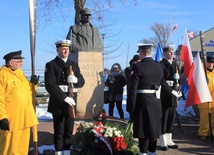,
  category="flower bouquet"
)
[72,120,139,155]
